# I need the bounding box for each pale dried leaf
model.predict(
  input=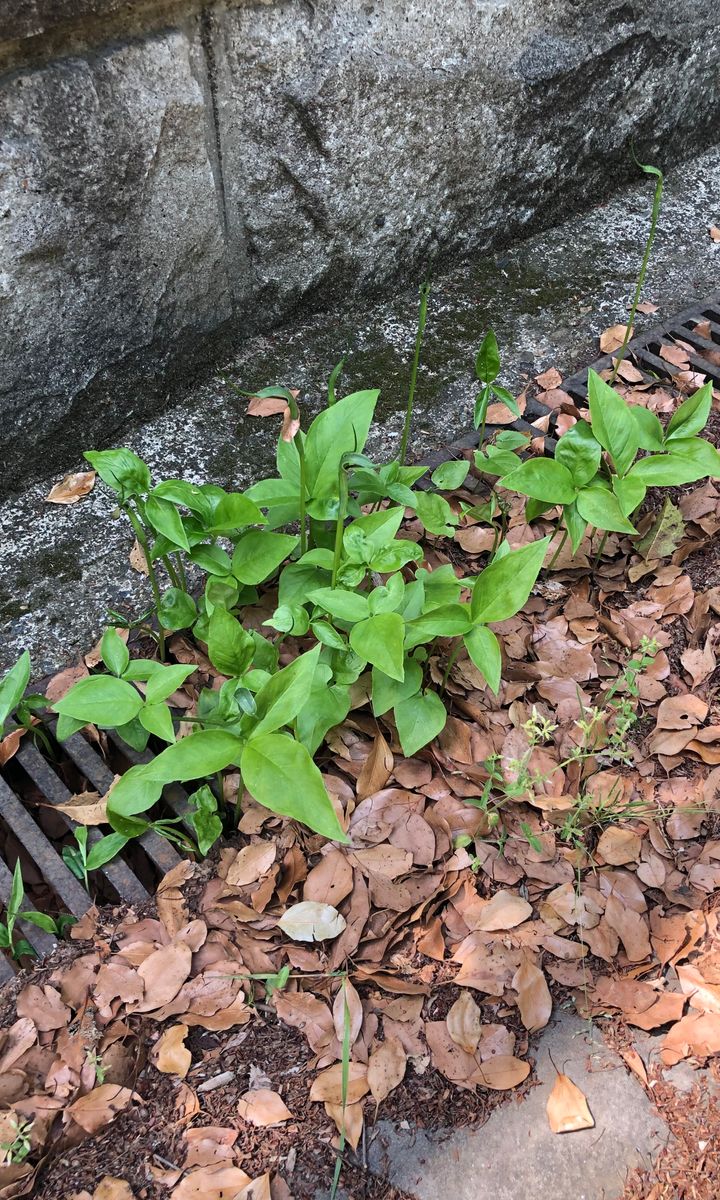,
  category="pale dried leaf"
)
[237,1088,292,1126]
[278,901,346,942]
[367,1037,407,1103]
[45,471,96,505]
[446,991,483,1054]
[151,1024,191,1078]
[546,1073,594,1133]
